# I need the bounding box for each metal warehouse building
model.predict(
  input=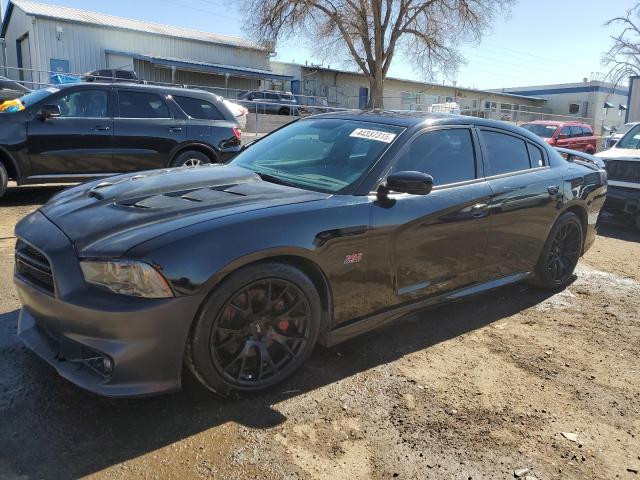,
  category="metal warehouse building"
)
[0,0,292,92]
